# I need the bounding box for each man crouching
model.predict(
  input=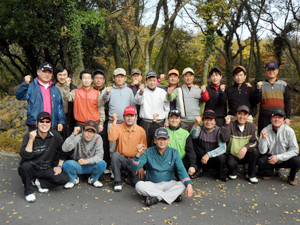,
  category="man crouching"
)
[131,127,193,206]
